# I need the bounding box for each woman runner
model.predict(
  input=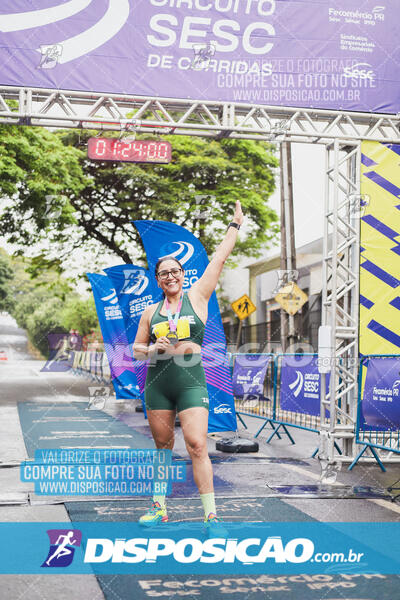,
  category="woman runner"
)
[133,200,243,530]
